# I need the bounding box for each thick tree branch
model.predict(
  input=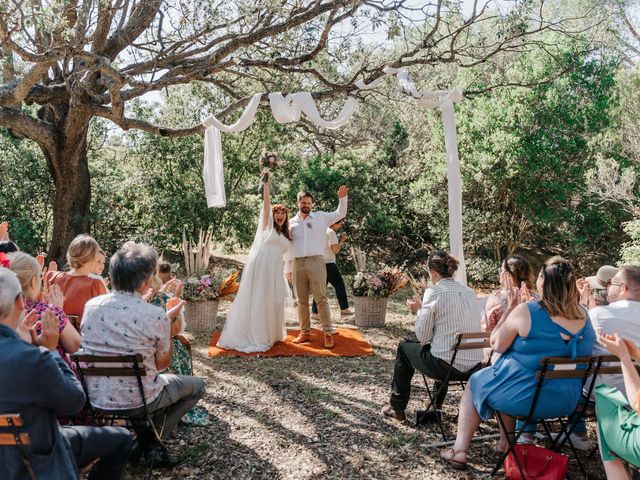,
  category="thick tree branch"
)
[0,106,55,150]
